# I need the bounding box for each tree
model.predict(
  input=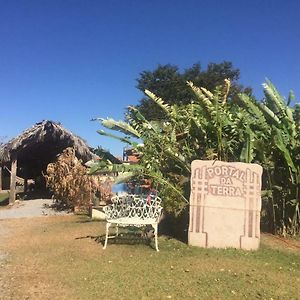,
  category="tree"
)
[132,61,251,120]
